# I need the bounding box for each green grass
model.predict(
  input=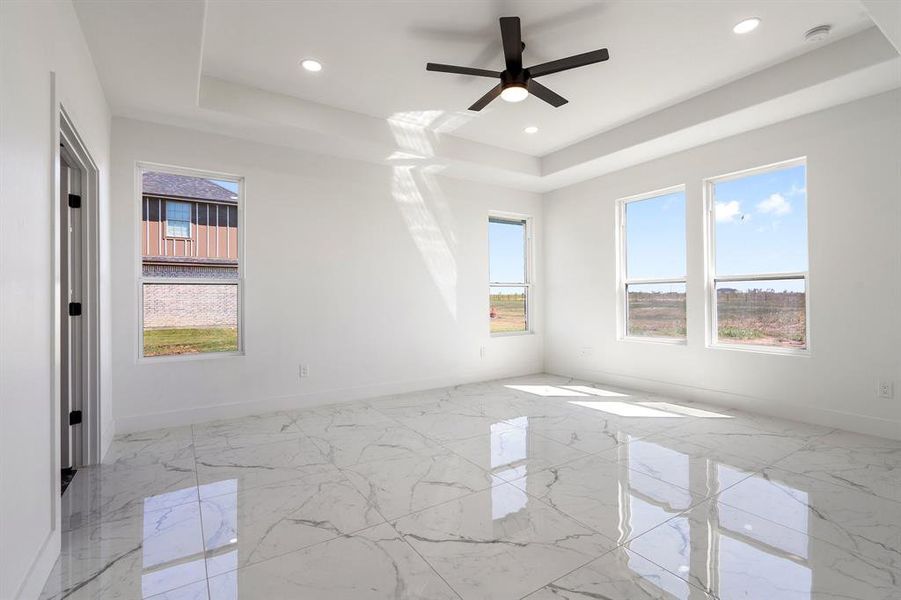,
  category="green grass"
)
[144,327,238,357]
